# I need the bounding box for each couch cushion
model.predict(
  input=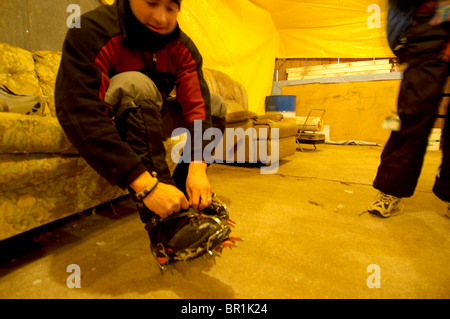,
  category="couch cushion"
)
[0,112,78,154]
[33,50,62,117]
[0,43,45,109]
[226,109,258,124]
[257,112,284,122]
